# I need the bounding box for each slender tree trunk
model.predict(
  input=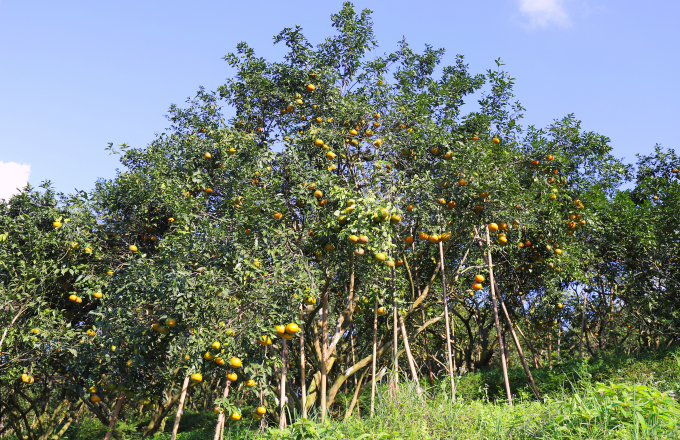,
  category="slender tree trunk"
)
[579,288,589,358]
[483,228,512,405]
[557,327,562,362]
[438,240,456,401]
[548,330,553,370]
[343,368,368,420]
[399,315,422,394]
[320,289,328,423]
[370,297,378,417]
[213,381,230,440]
[103,392,125,440]
[280,339,288,430]
[171,376,190,440]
